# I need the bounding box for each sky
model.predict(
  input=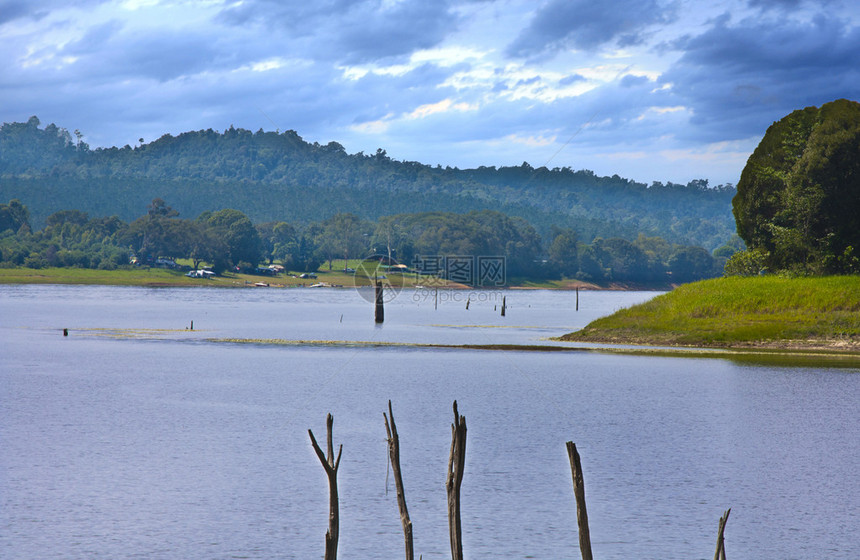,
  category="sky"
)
[1,0,858,186]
